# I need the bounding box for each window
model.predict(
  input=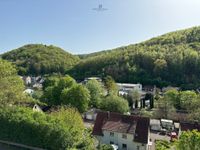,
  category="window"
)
[110,132,114,137]
[110,141,114,144]
[122,134,127,139]
[122,144,127,149]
